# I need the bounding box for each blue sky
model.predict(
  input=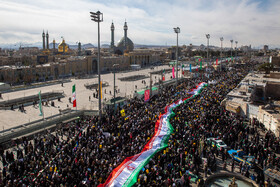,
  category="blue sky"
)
[0,0,279,48]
